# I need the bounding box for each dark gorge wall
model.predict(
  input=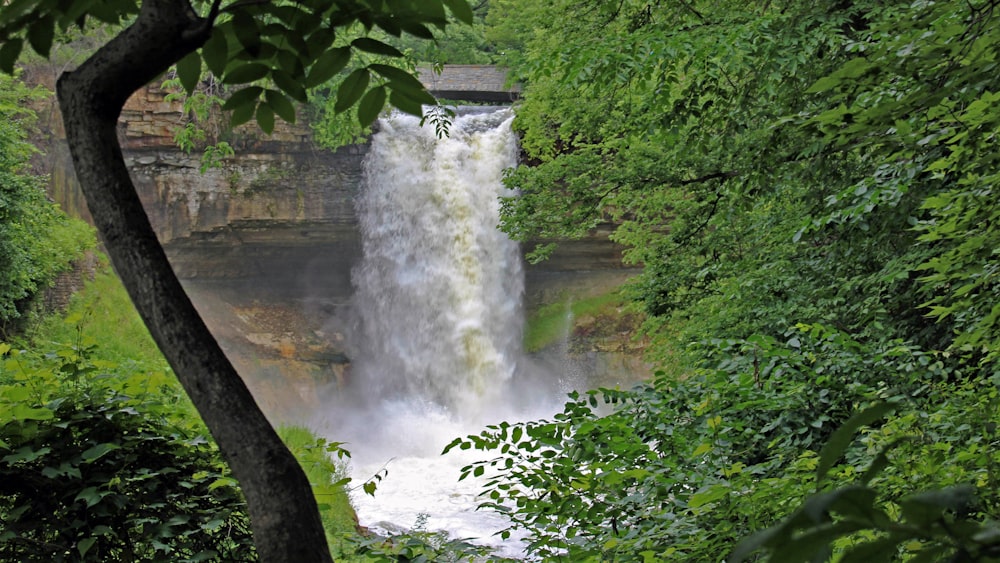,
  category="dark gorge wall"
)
[43,85,639,421]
